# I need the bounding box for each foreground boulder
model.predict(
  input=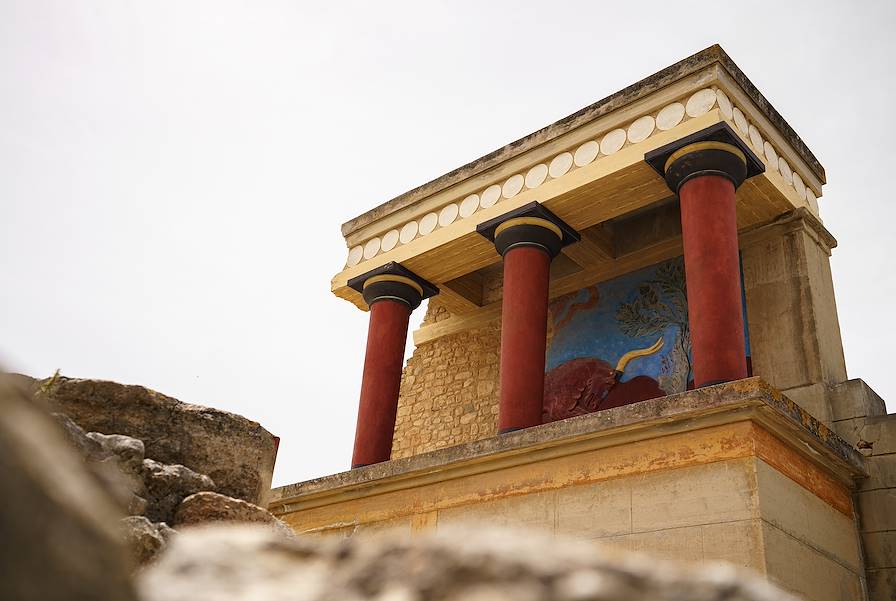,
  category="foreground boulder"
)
[174,491,292,536]
[138,525,797,601]
[0,374,137,601]
[120,516,176,566]
[35,376,276,505]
